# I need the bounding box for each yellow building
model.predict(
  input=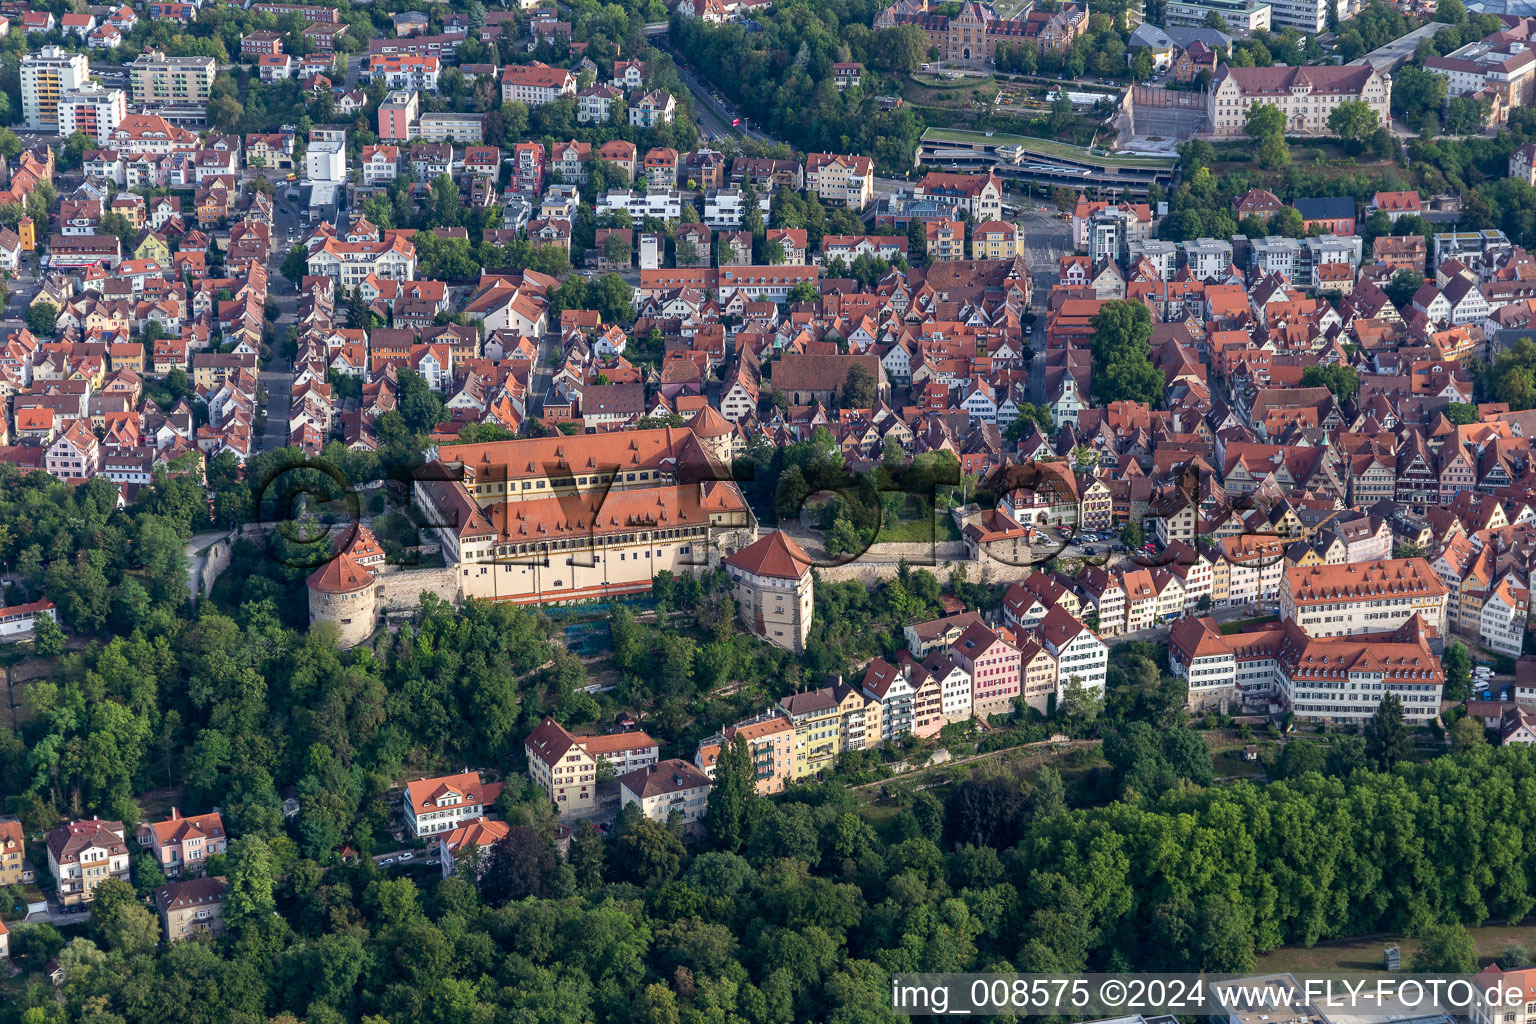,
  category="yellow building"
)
[17,216,34,251]
[970,220,1021,260]
[777,682,880,780]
